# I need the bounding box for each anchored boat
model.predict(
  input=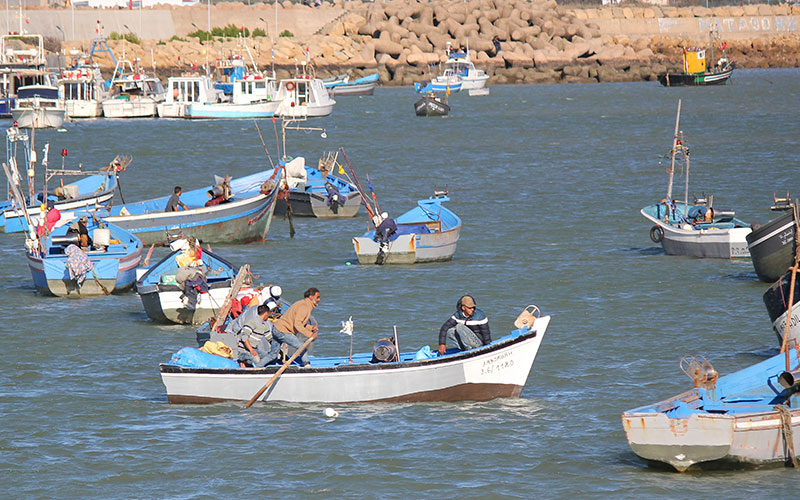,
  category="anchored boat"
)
[160,307,550,404]
[414,93,450,117]
[763,266,800,348]
[324,72,378,97]
[747,196,798,283]
[640,100,750,258]
[622,350,800,471]
[658,29,734,87]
